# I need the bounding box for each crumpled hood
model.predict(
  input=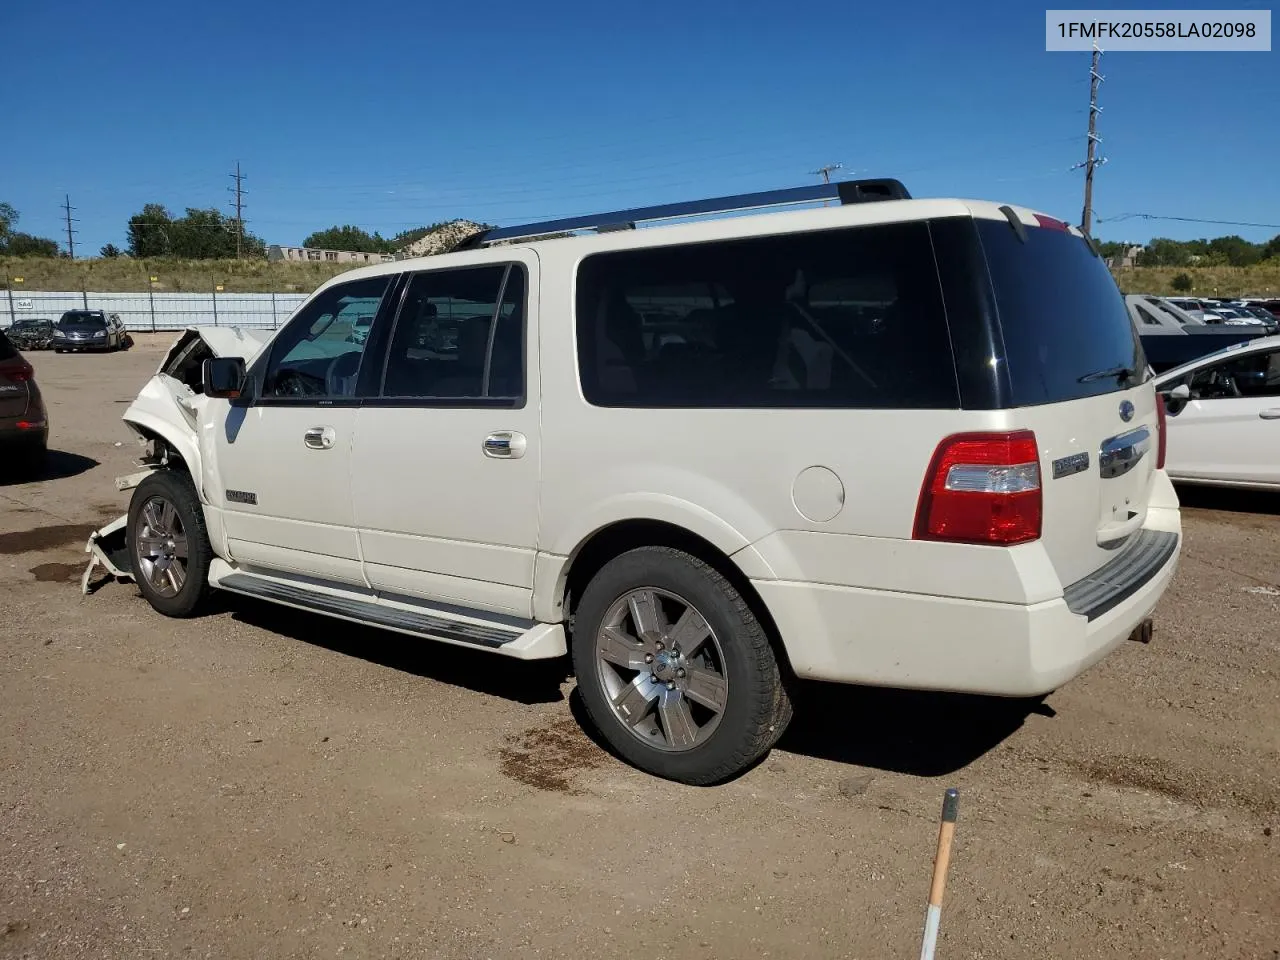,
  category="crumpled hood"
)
[158,325,273,375]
